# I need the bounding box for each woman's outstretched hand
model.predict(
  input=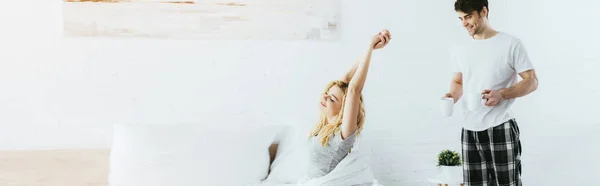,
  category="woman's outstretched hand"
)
[371,29,391,50]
